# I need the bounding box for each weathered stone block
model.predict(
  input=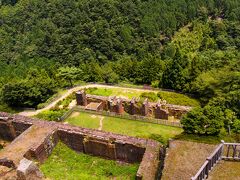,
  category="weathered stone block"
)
[155,104,169,120]
[17,158,43,180]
